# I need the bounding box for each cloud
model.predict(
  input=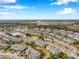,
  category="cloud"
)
[0,11,14,15]
[50,0,78,5]
[1,5,27,10]
[0,5,35,10]
[56,8,76,15]
[0,0,16,3]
